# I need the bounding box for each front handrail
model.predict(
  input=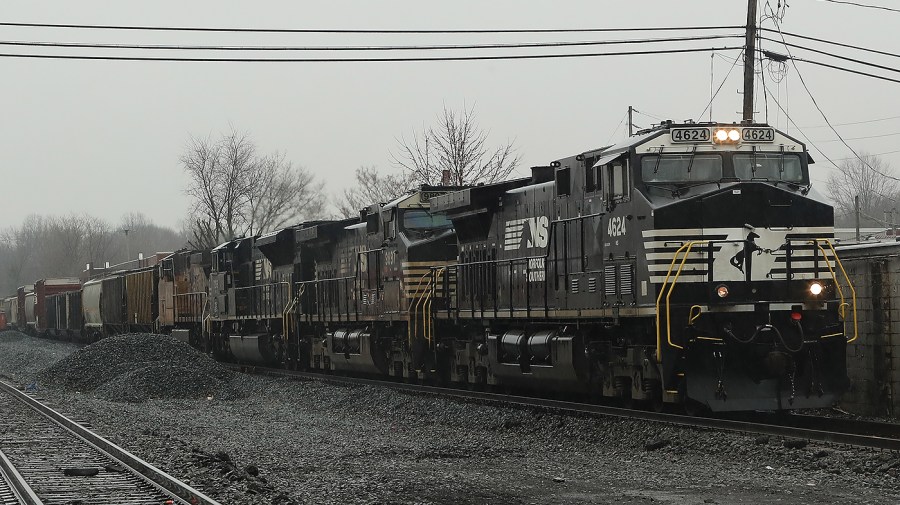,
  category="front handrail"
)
[655,237,859,364]
[810,239,858,343]
[655,241,708,361]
